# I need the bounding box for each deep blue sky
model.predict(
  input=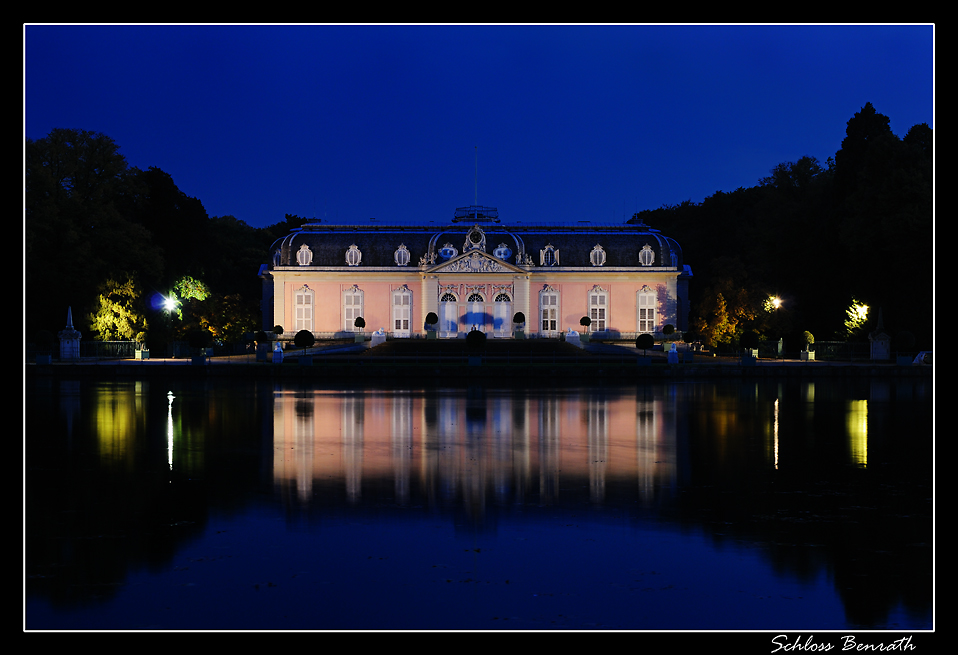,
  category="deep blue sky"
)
[24,24,934,229]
